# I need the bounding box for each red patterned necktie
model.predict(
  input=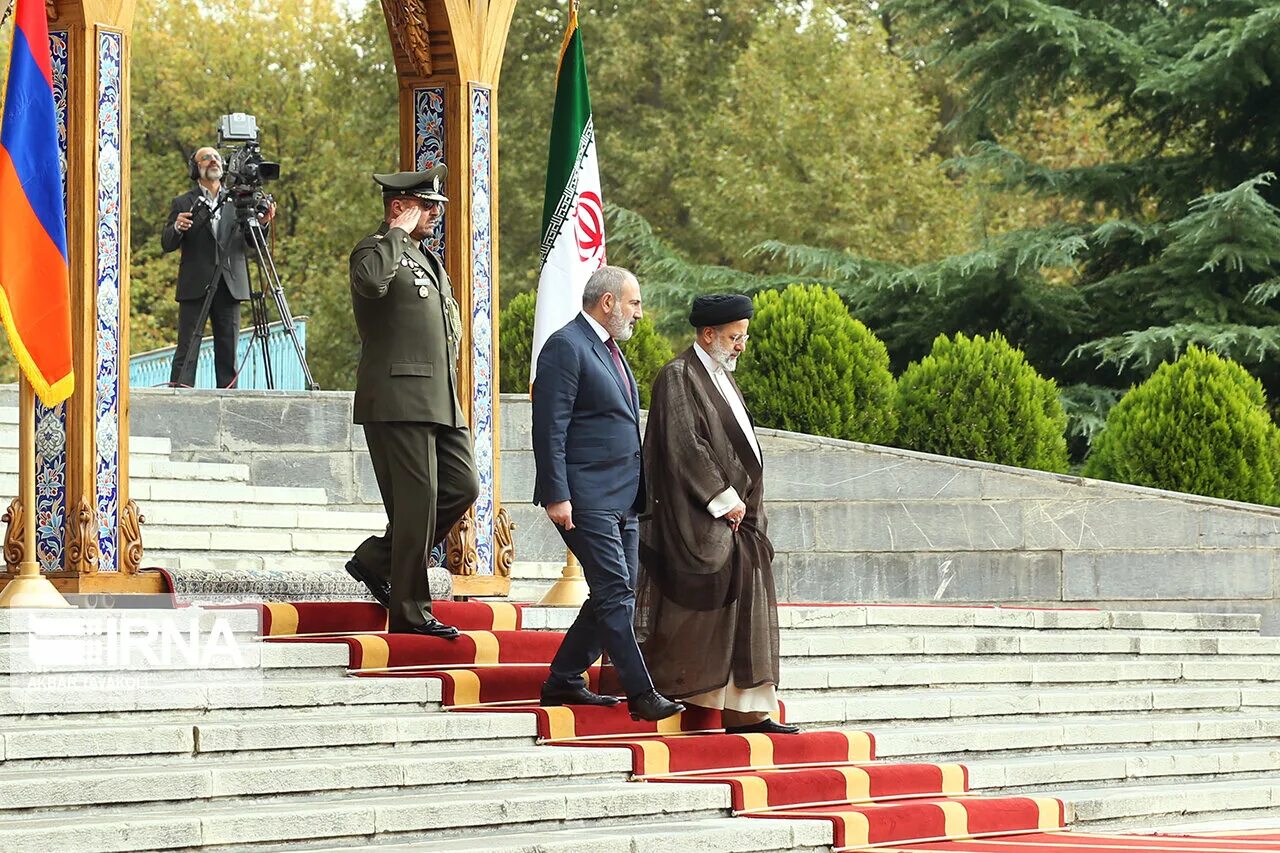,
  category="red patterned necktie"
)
[606,337,632,397]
